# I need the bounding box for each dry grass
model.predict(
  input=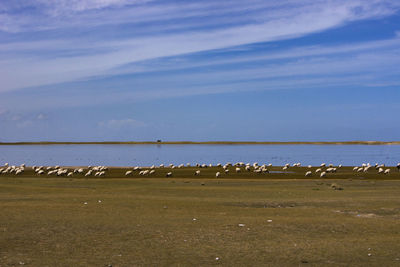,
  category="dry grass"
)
[1,167,400,266]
